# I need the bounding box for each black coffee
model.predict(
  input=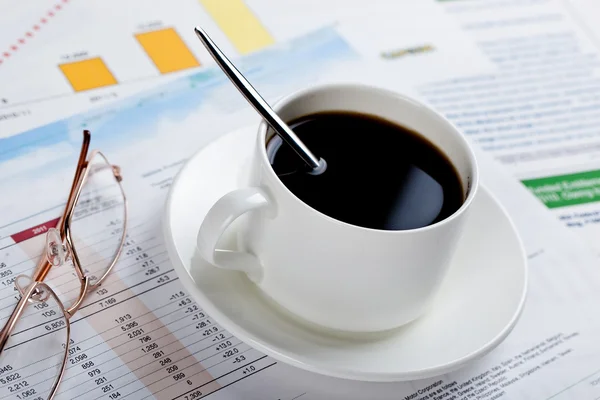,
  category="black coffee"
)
[267,111,464,231]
